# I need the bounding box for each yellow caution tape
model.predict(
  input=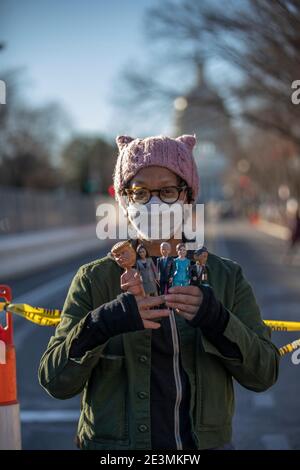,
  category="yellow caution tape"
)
[279,338,300,356]
[1,302,300,335]
[0,302,60,327]
[264,320,300,331]
[1,302,300,359]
